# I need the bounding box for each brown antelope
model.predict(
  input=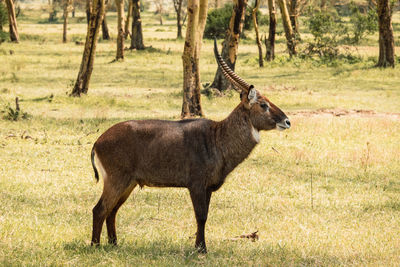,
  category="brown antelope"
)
[90,39,290,253]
